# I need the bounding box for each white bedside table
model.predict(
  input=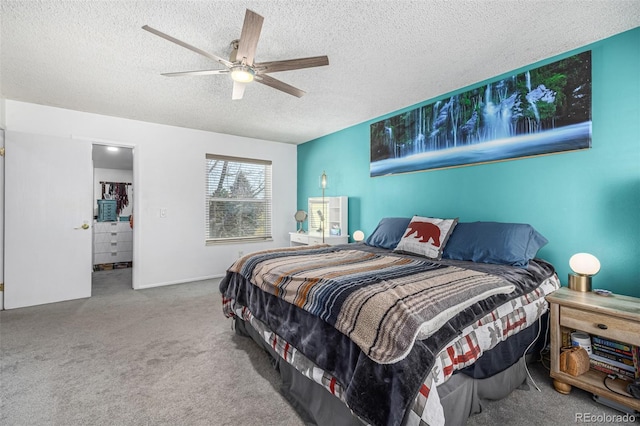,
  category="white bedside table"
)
[289,232,349,246]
